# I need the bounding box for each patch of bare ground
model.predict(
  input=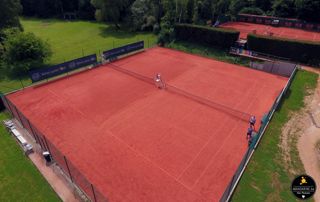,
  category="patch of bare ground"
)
[284,66,320,201]
[265,172,283,202]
